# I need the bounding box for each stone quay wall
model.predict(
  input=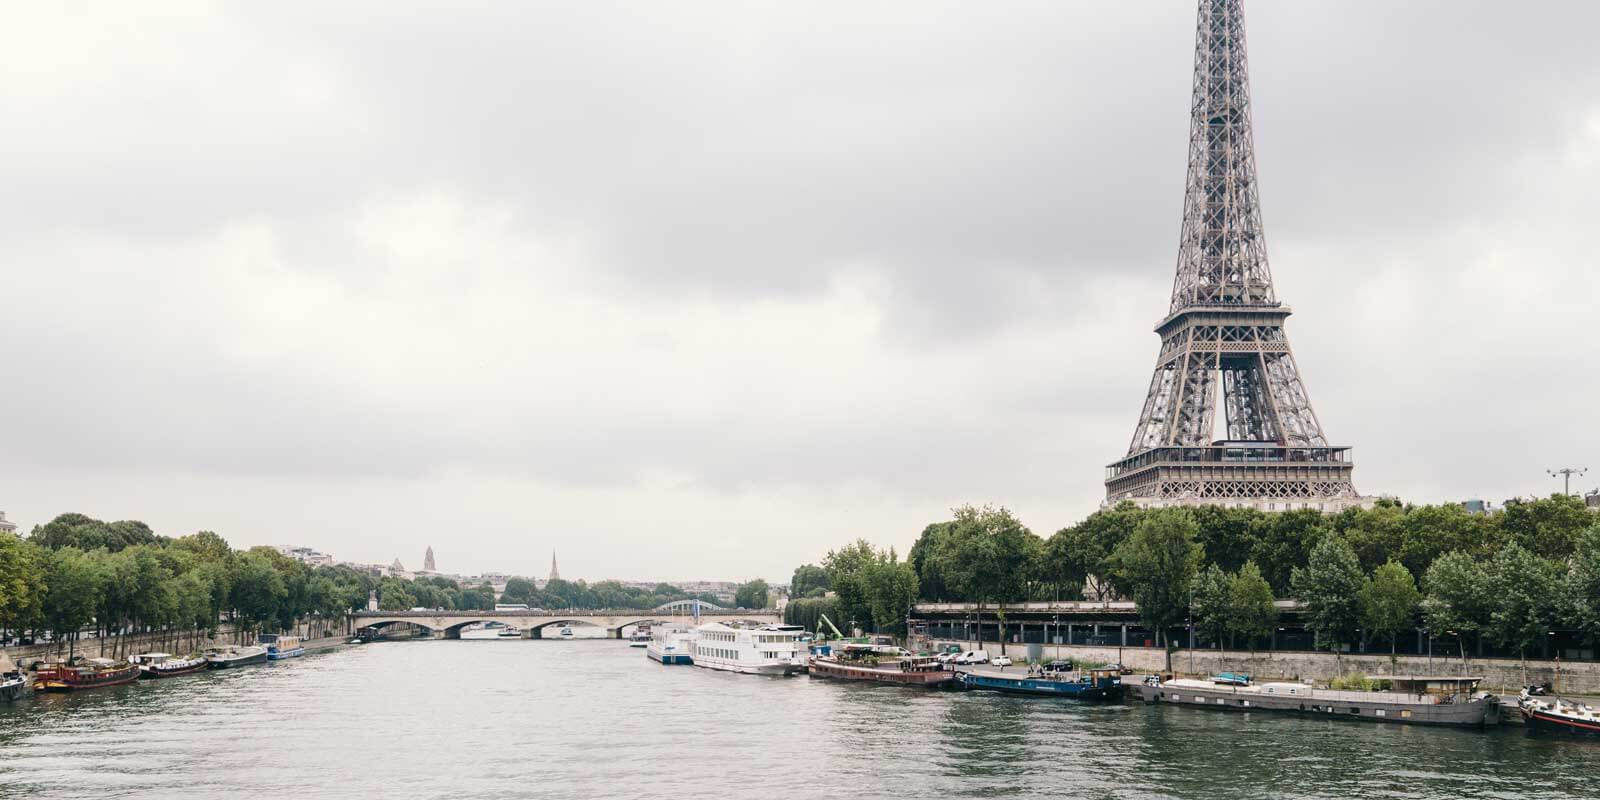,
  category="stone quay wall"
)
[935,639,1600,696]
